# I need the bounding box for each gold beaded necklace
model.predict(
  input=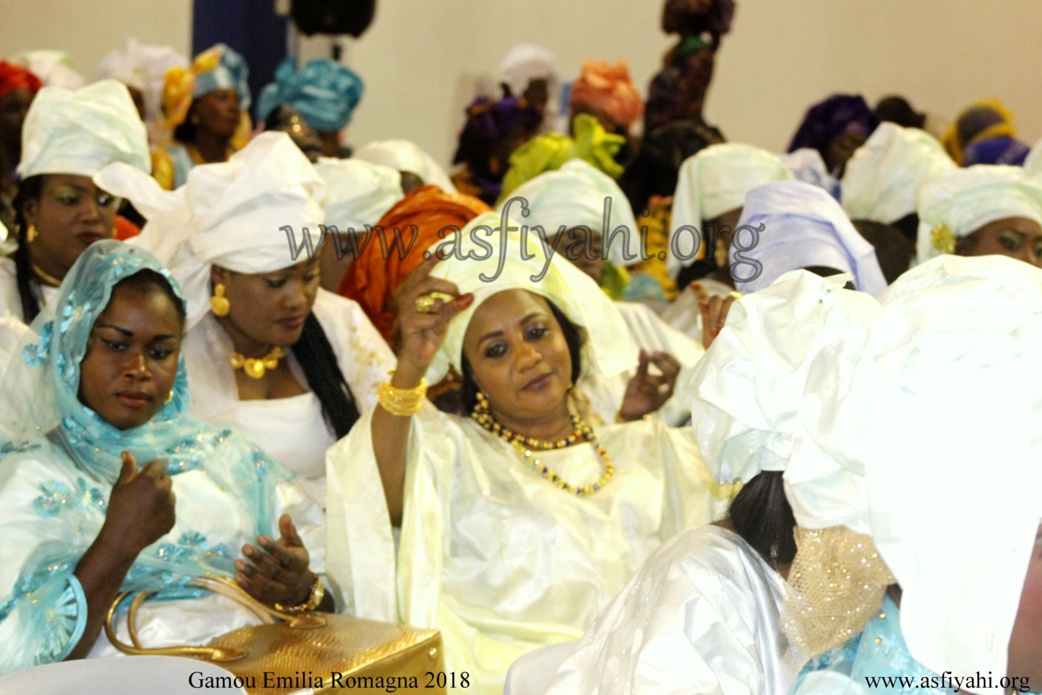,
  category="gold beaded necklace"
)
[470,394,614,496]
[230,346,286,379]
